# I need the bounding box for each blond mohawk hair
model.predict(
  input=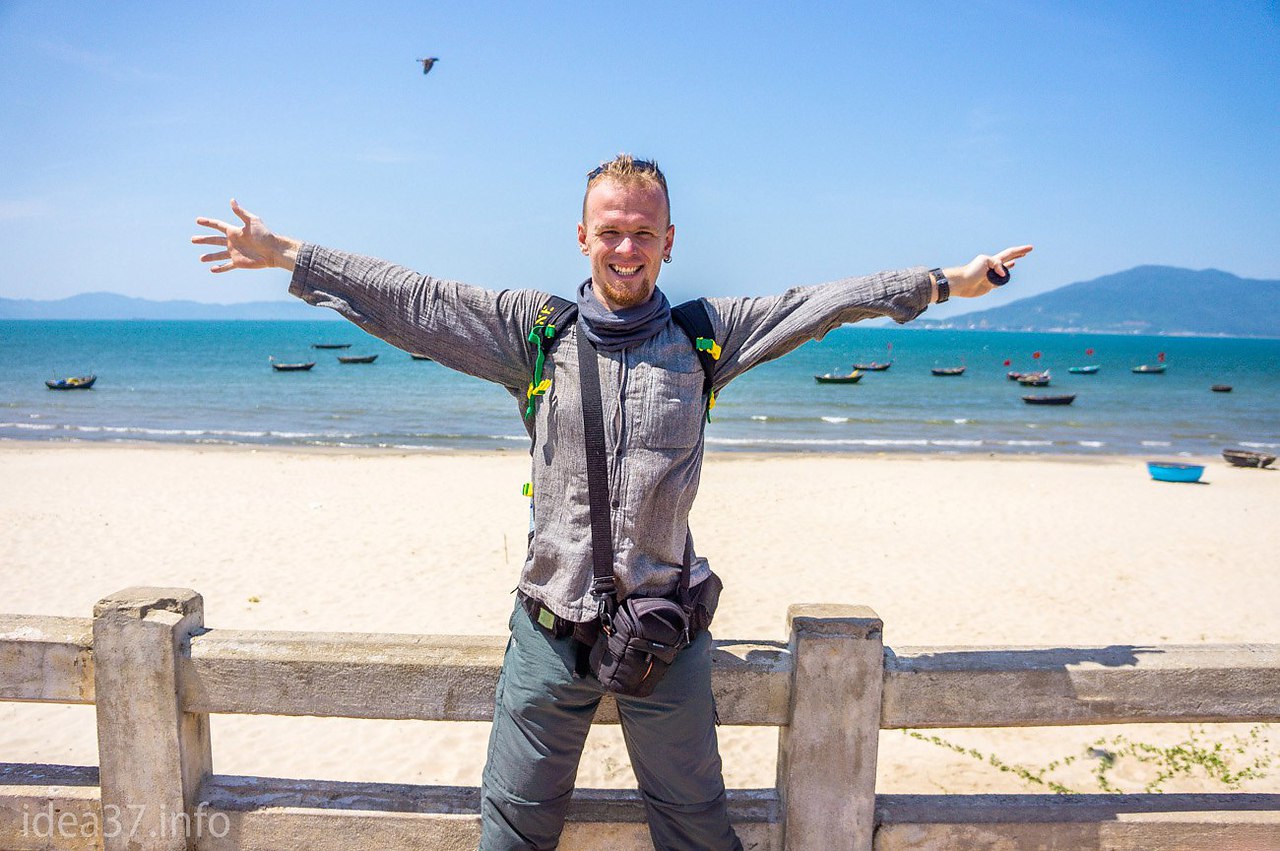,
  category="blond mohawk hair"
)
[582,154,671,224]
